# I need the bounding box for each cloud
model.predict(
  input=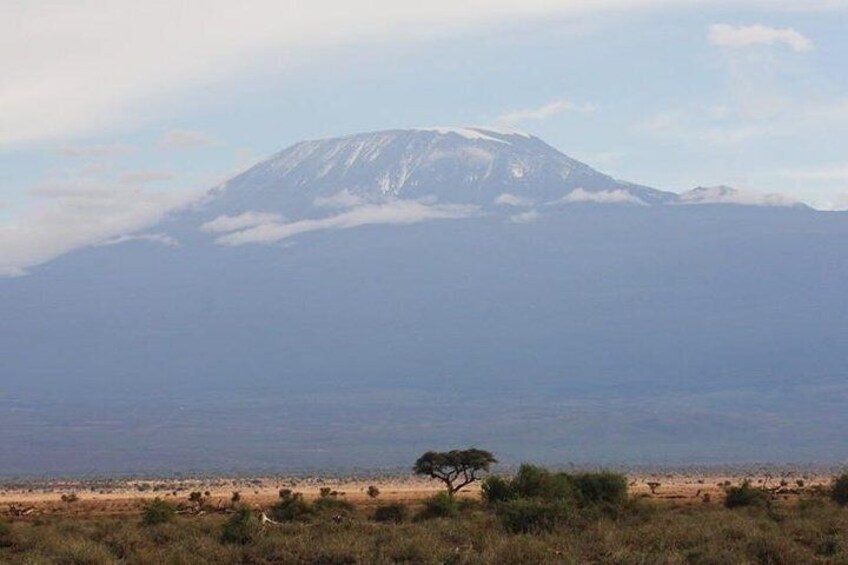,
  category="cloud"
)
[96,233,179,247]
[12,1,840,146]
[0,184,201,277]
[200,211,284,234]
[678,186,802,207]
[55,143,136,158]
[158,129,218,149]
[708,24,814,52]
[551,188,646,205]
[215,200,479,246]
[824,193,848,211]
[495,193,535,207]
[313,190,365,209]
[495,99,595,125]
[510,210,540,223]
[638,96,848,146]
[629,22,829,149]
[119,170,176,185]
